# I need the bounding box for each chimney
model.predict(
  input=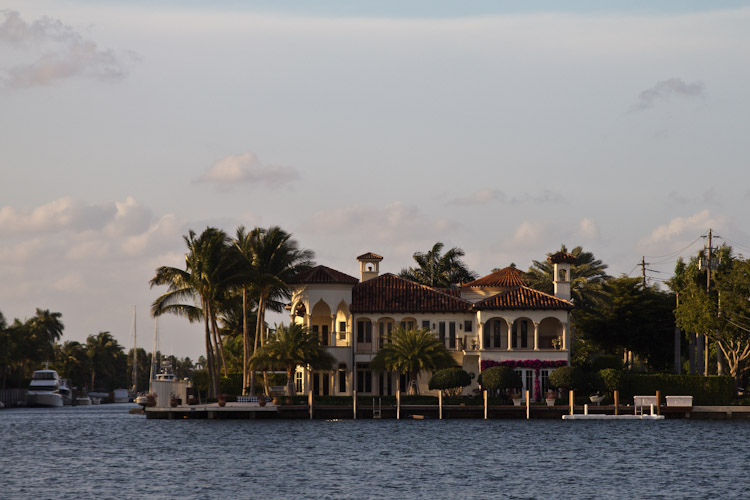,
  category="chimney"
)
[356,252,383,282]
